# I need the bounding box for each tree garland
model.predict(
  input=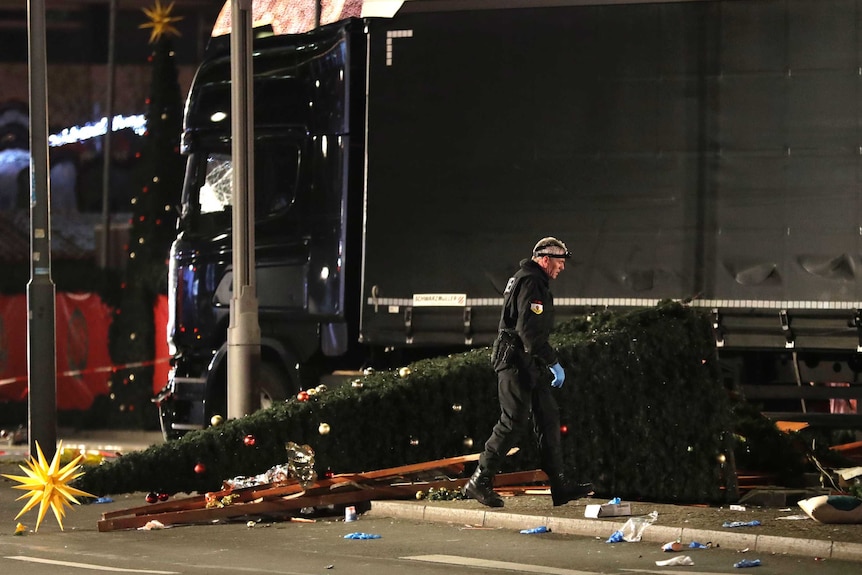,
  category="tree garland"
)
[76,301,741,505]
